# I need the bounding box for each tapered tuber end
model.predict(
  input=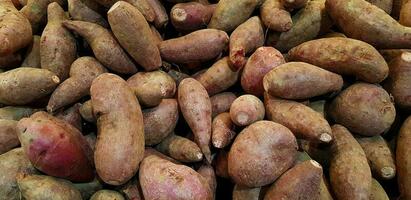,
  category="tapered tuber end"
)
[195,152,204,161]
[52,75,60,84]
[309,160,322,169]
[236,112,249,126]
[401,52,411,62]
[46,105,54,113]
[172,8,187,22]
[381,167,395,179]
[319,133,332,143]
[213,140,223,149]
